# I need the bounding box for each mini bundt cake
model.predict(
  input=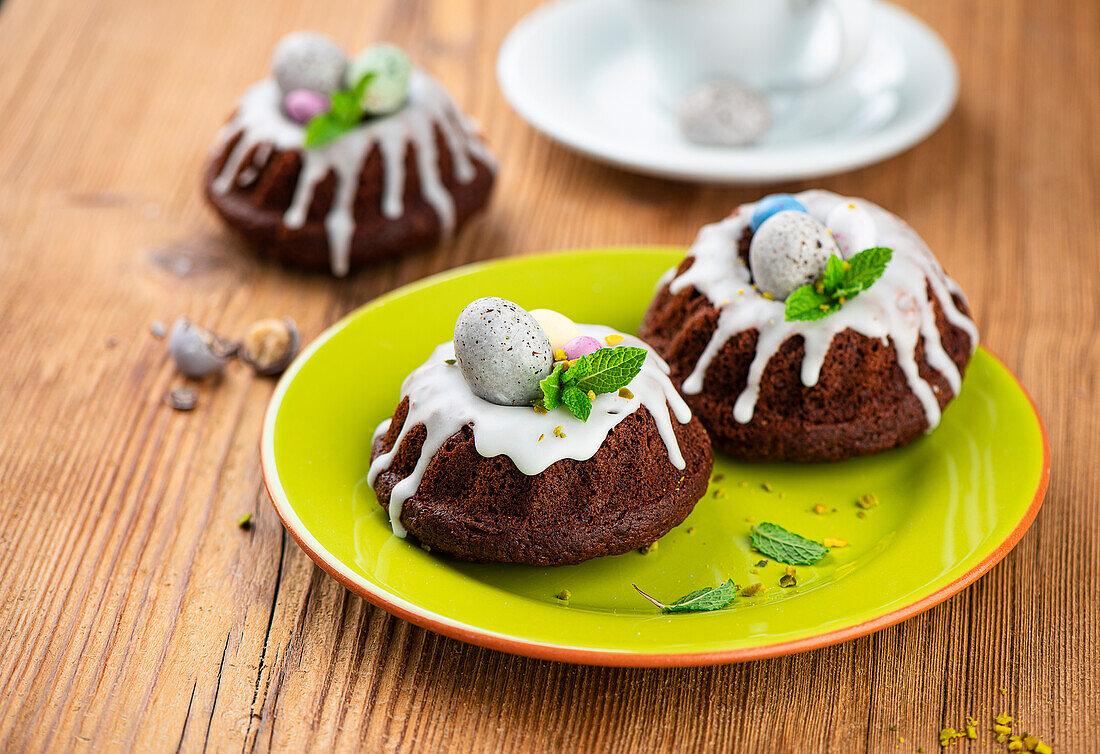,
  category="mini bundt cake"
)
[639,190,979,462]
[204,34,495,276]
[368,298,713,566]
